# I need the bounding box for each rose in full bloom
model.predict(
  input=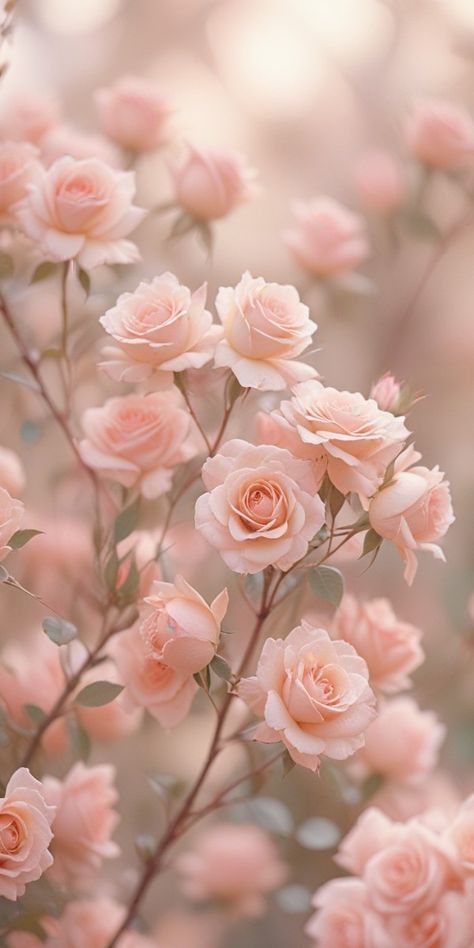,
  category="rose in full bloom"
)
[239,621,376,771]
[0,446,26,495]
[266,380,409,498]
[305,878,382,948]
[354,150,405,214]
[406,99,474,170]
[213,271,318,391]
[0,486,24,560]
[79,390,194,498]
[99,272,221,384]
[16,156,146,268]
[42,896,126,948]
[44,763,119,883]
[355,697,445,784]
[0,141,41,227]
[0,91,60,144]
[284,197,369,278]
[171,144,258,221]
[445,795,474,875]
[41,125,122,168]
[331,596,424,695]
[95,75,172,152]
[194,440,325,573]
[375,890,474,948]
[368,465,454,584]
[176,823,287,916]
[0,767,55,900]
[143,575,229,675]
